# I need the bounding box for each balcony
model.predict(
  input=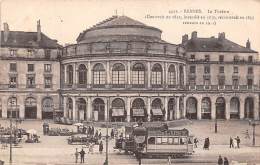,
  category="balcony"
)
[26,84,36,88]
[186,85,259,91]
